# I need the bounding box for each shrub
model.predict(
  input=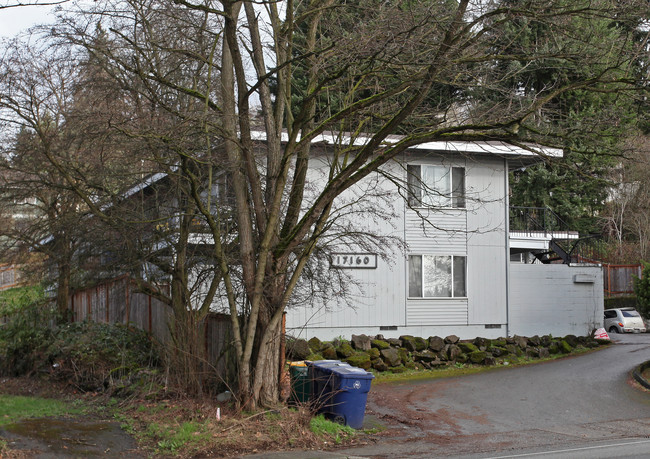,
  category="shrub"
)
[634,262,650,318]
[0,286,54,376]
[47,321,160,391]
